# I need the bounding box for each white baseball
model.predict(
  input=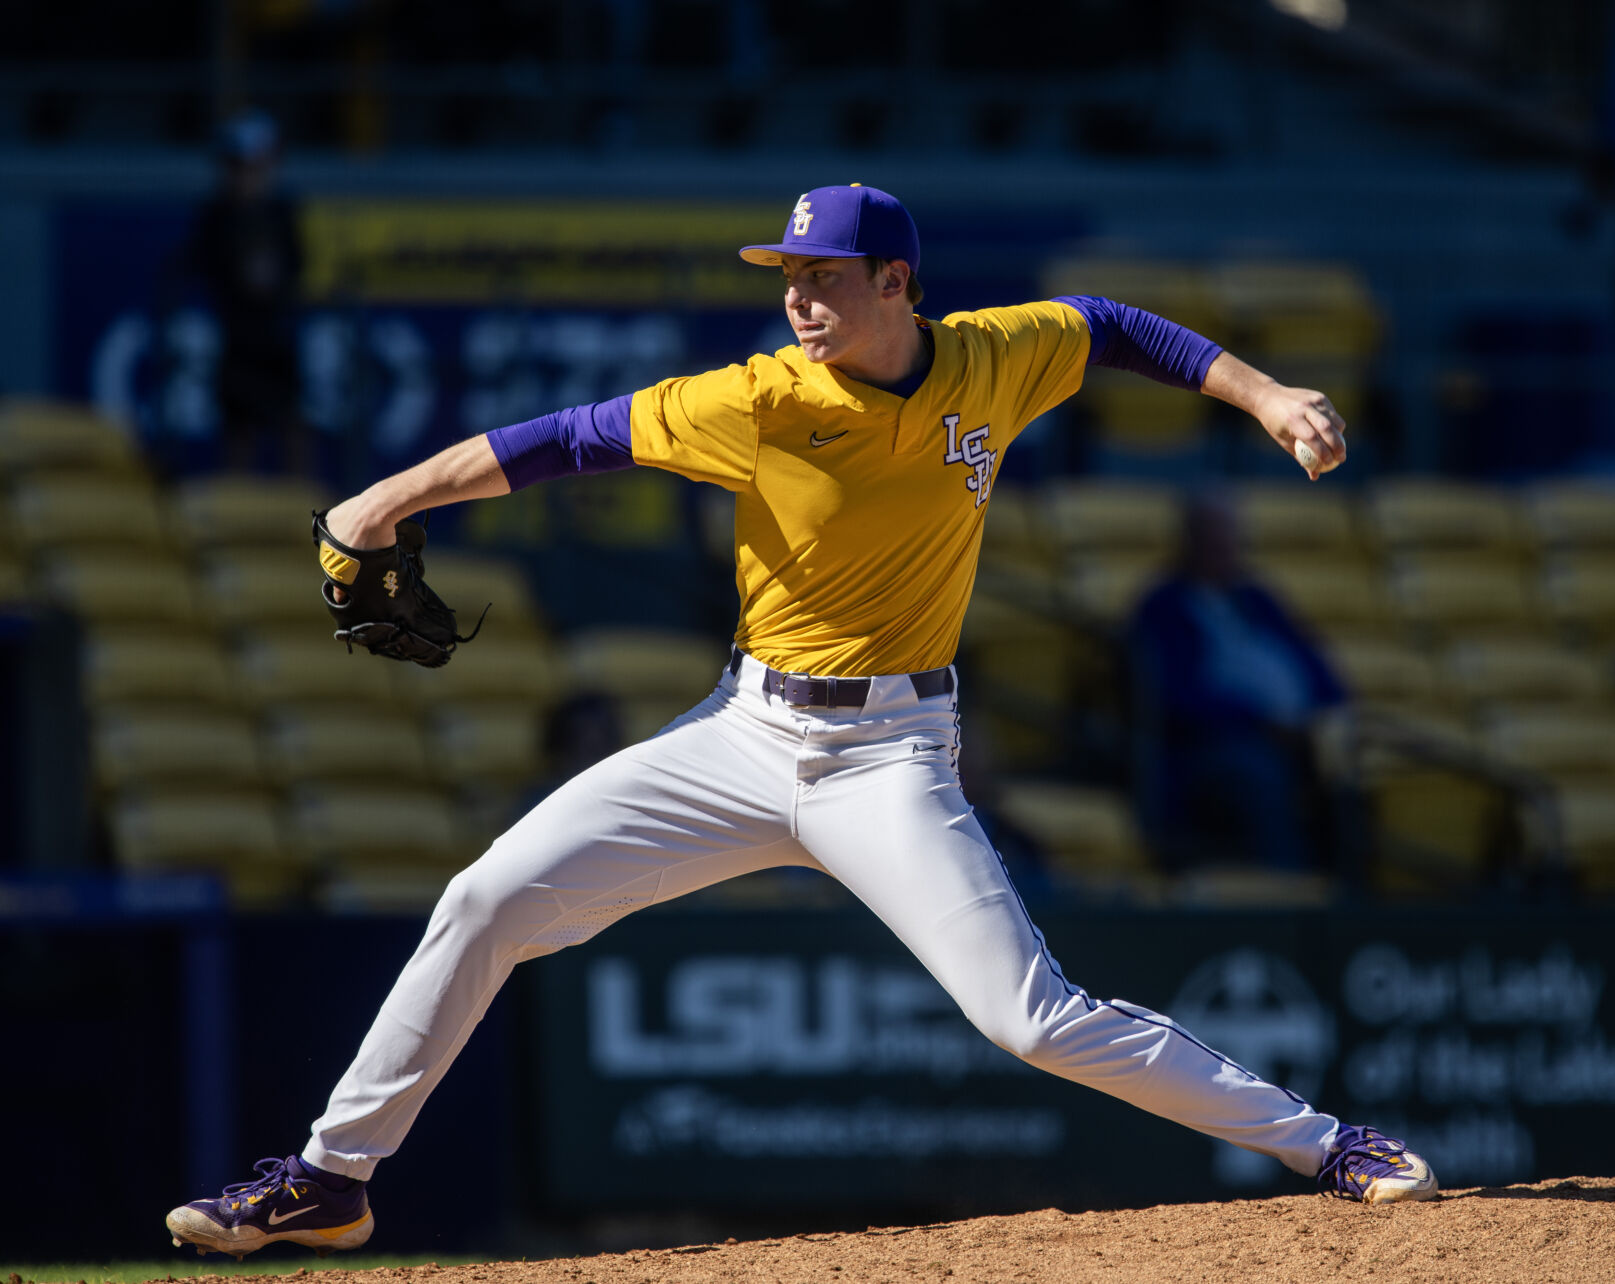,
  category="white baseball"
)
[1295,440,1334,474]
